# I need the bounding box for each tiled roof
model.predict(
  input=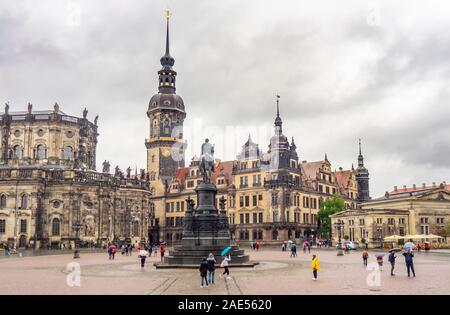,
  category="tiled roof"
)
[300,161,324,180]
[333,170,352,189]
